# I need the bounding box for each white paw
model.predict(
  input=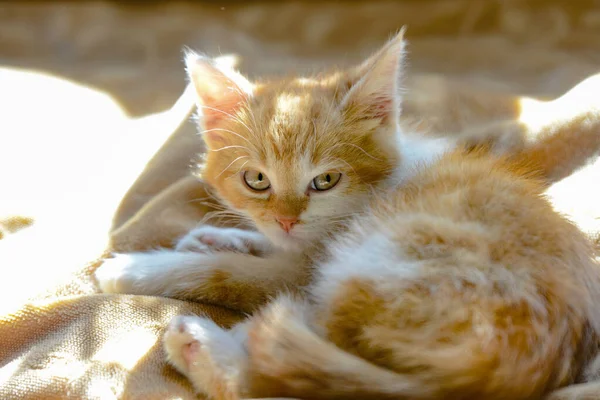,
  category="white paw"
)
[163,315,247,393]
[175,226,272,256]
[94,253,142,294]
